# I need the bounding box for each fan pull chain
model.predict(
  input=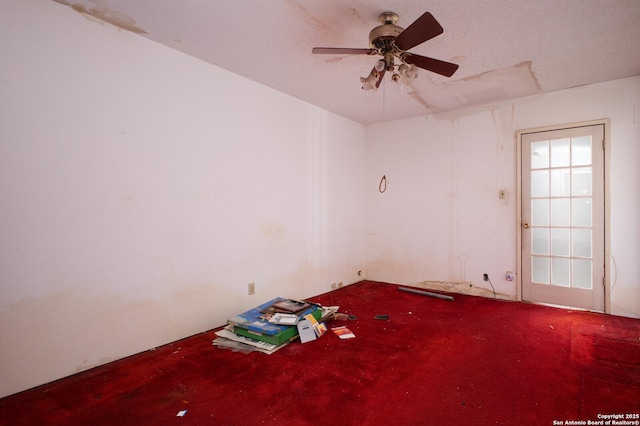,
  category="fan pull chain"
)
[379,71,388,195]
